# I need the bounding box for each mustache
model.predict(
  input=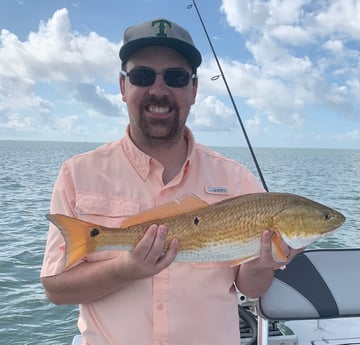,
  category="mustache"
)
[141,95,176,108]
